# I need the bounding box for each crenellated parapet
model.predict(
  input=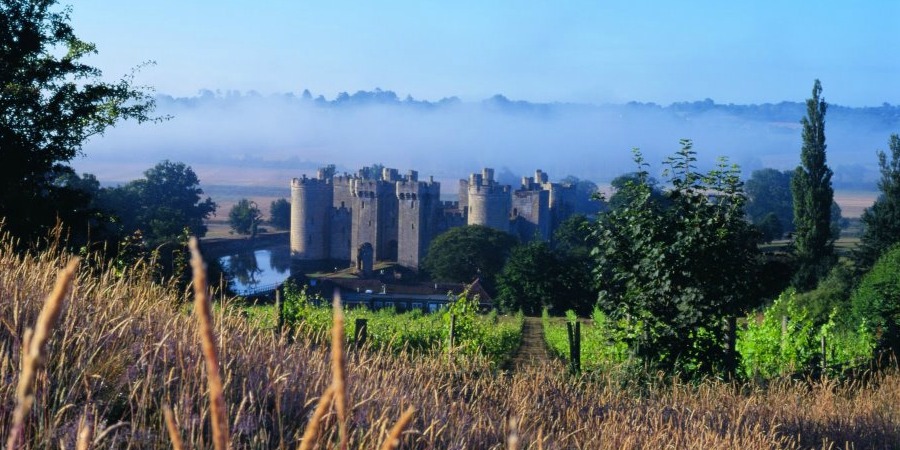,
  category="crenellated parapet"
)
[290,164,576,273]
[291,174,334,260]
